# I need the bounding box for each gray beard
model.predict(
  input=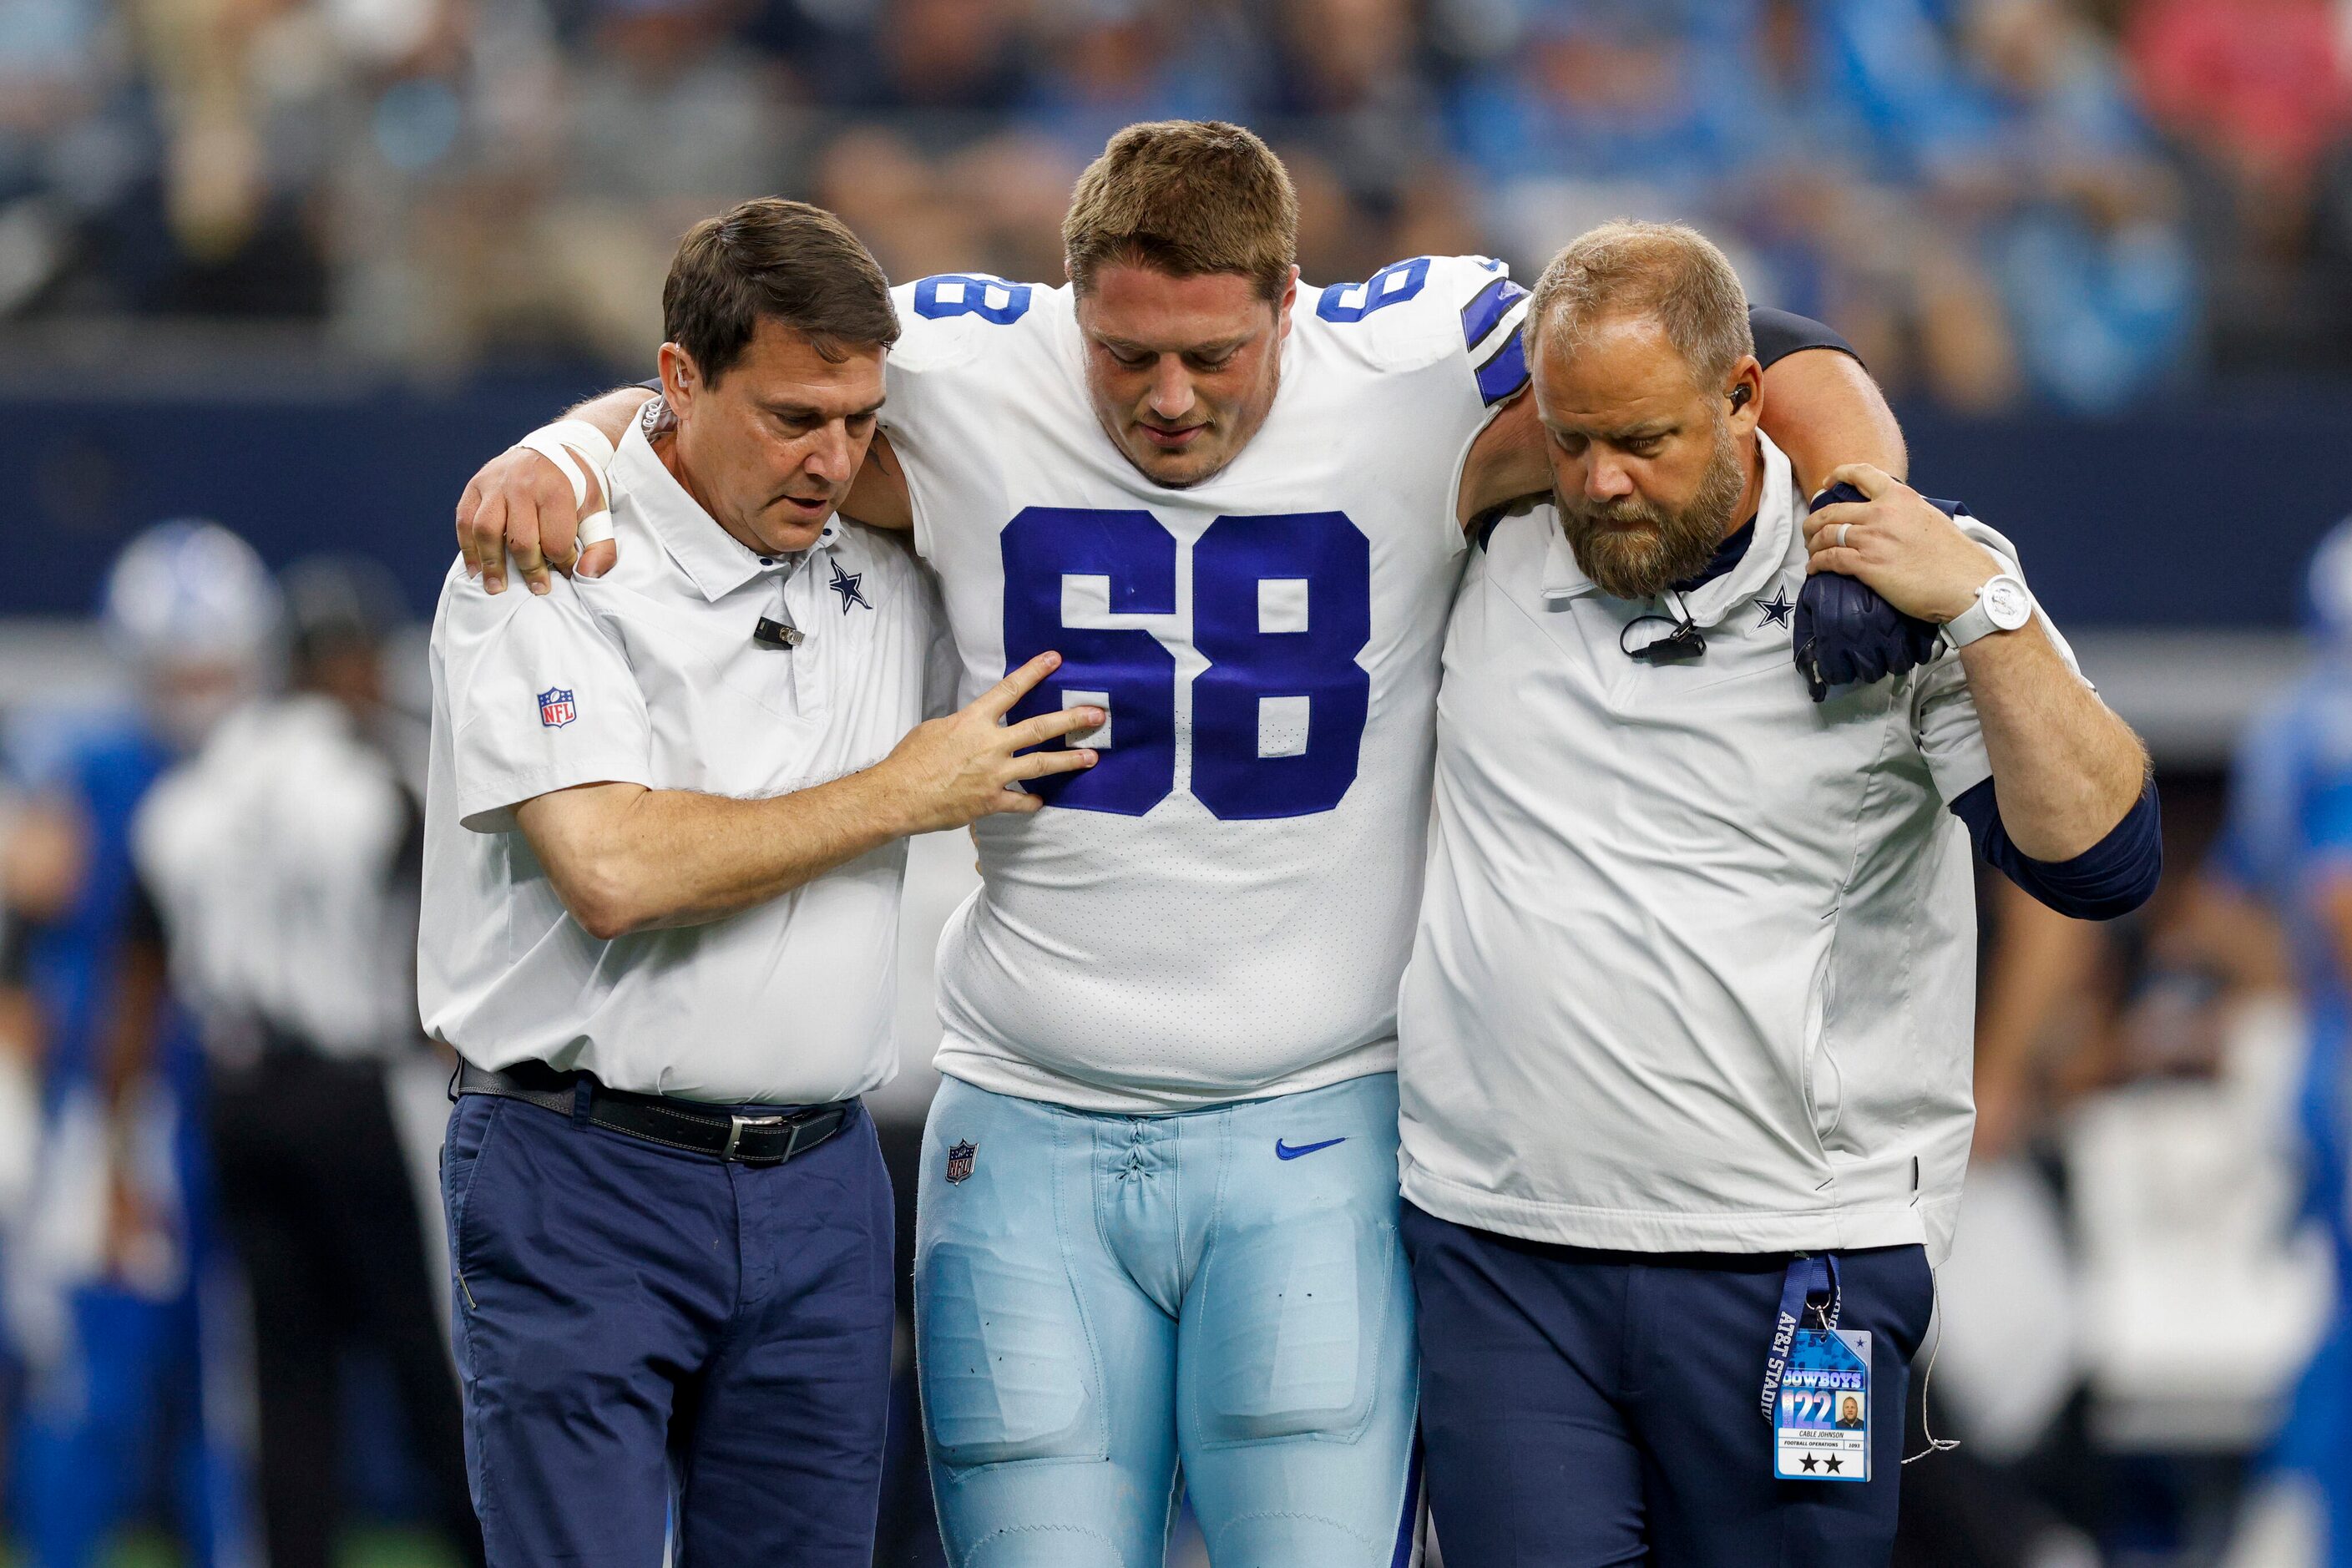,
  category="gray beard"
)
[1558,425,1746,601]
